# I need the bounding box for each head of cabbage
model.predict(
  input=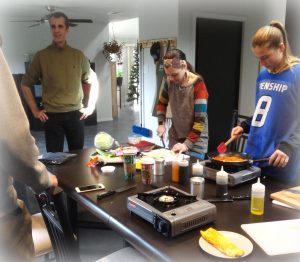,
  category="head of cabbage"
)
[94,132,115,150]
